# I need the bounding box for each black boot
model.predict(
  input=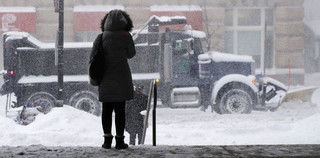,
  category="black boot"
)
[115,135,129,149]
[129,134,136,145]
[102,134,113,149]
